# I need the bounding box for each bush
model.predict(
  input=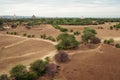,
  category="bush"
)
[40,34,46,39]
[30,60,48,76]
[27,72,38,80]
[56,33,79,50]
[46,63,59,79]
[104,40,110,44]
[90,37,101,44]
[11,24,17,28]
[70,29,73,32]
[47,36,56,42]
[52,24,68,32]
[73,31,80,35]
[13,32,18,35]
[27,35,31,38]
[115,44,120,48]
[6,32,9,34]
[10,64,38,80]
[110,26,113,30]
[54,51,69,63]
[23,33,27,37]
[10,64,28,80]
[0,74,9,80]
[31,35,35,38]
